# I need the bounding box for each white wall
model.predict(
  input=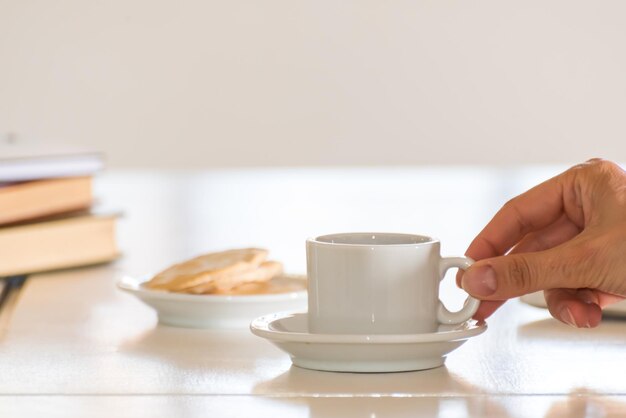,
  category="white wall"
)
[1,1,625,168]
